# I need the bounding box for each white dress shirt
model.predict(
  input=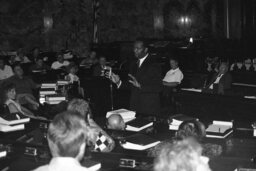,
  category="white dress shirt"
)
[0,65,14,80]
[209,74,223,89]
[51,61,70,70]
[33,157,91,171]
[138,54,148,67]
[163,68,184,83]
